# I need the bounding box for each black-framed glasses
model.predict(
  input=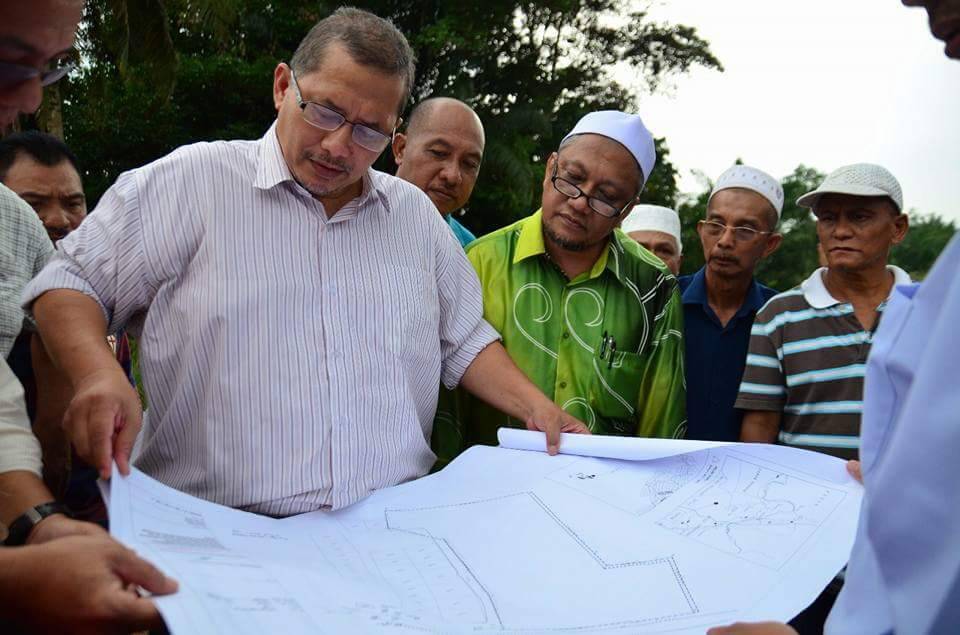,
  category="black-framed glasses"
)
[698,219,771,242]
[0,58,75,90]
[289,67,395,153]
[551,161,638,219]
